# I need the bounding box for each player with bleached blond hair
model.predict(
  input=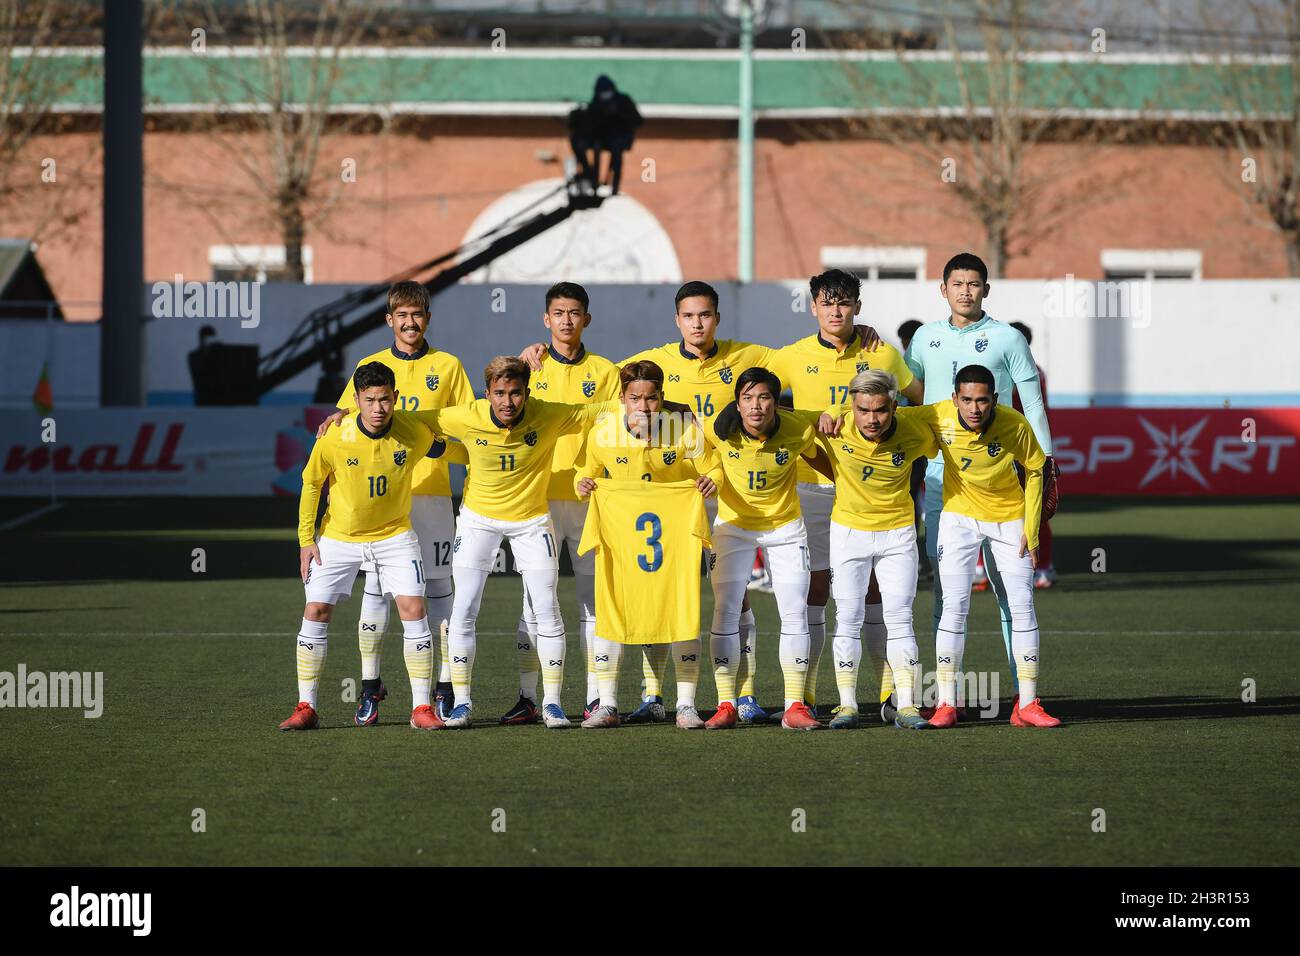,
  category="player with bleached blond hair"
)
[814,369,937,730]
